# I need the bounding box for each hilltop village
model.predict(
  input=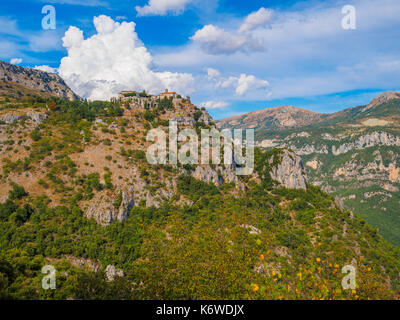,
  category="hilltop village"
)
[118,89,212,127]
